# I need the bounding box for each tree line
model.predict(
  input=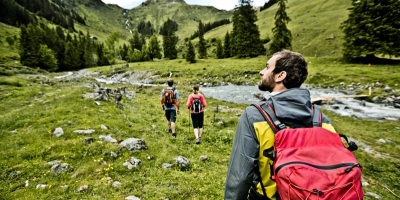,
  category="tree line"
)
[1,0,84,31]
[11,0,400,72]
[19,22,108,72]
